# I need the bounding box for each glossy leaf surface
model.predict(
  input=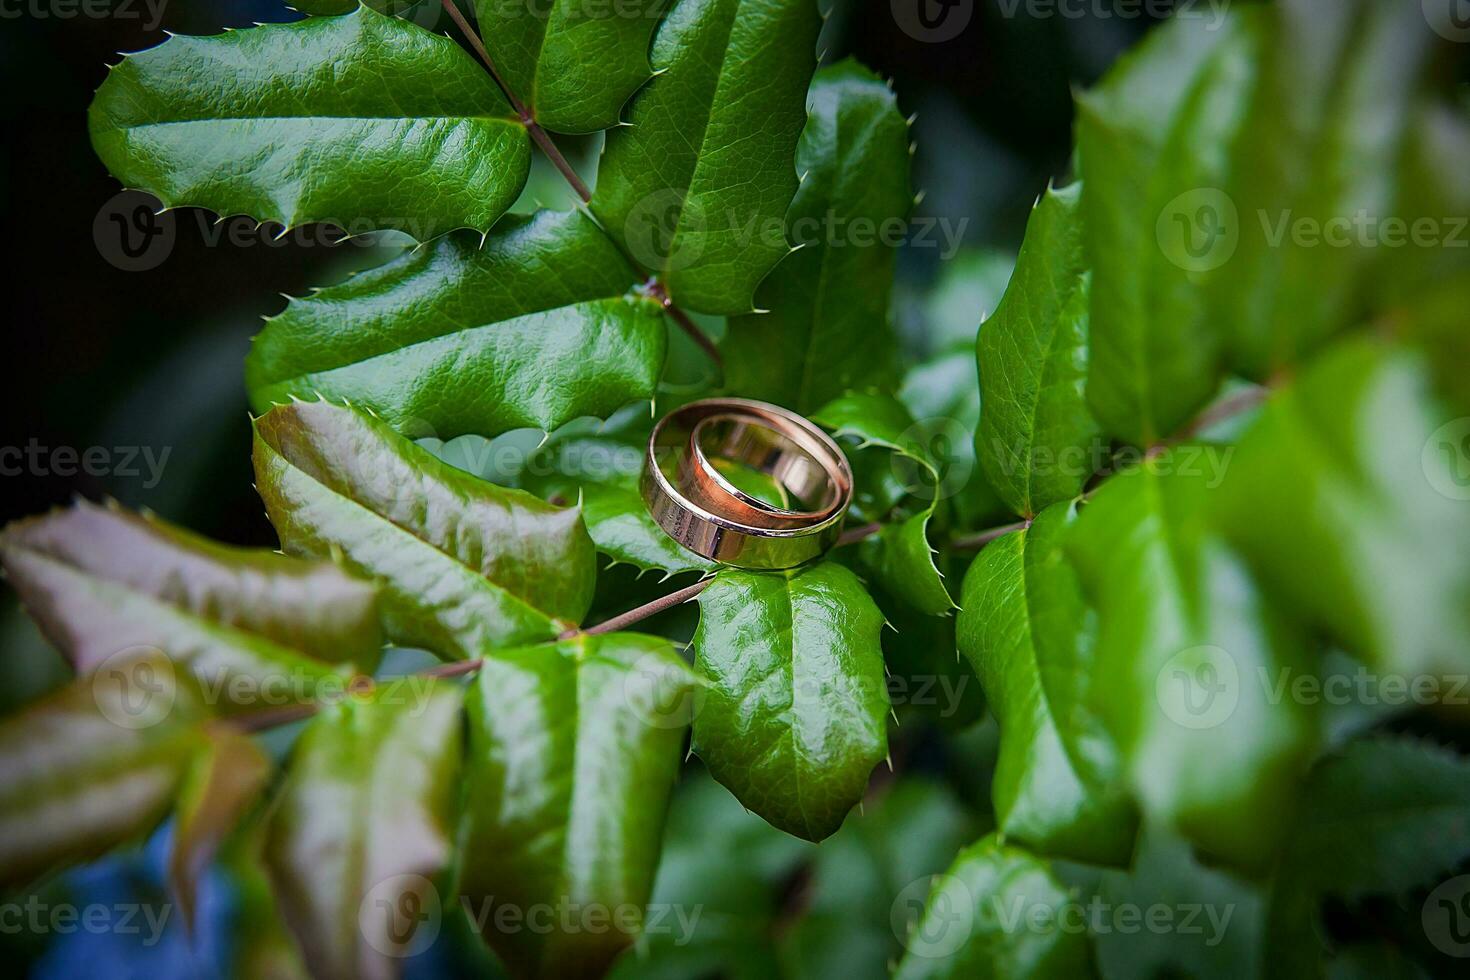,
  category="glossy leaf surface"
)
[458,632,699,977]
[90,8,531,239]
[266,683,463,980]
[724,60,911,412]
[254,400,595,659]
[1069,451,1318,869]
[957,502,1133,864]
[0,658,206,887]
[592,0,821,314]
[691,562,888,841]
[1077,10,1262,444]
[249,210,665,438]
[473,0,665,133]
[0,500,377,705]
[977,183,1098,517]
